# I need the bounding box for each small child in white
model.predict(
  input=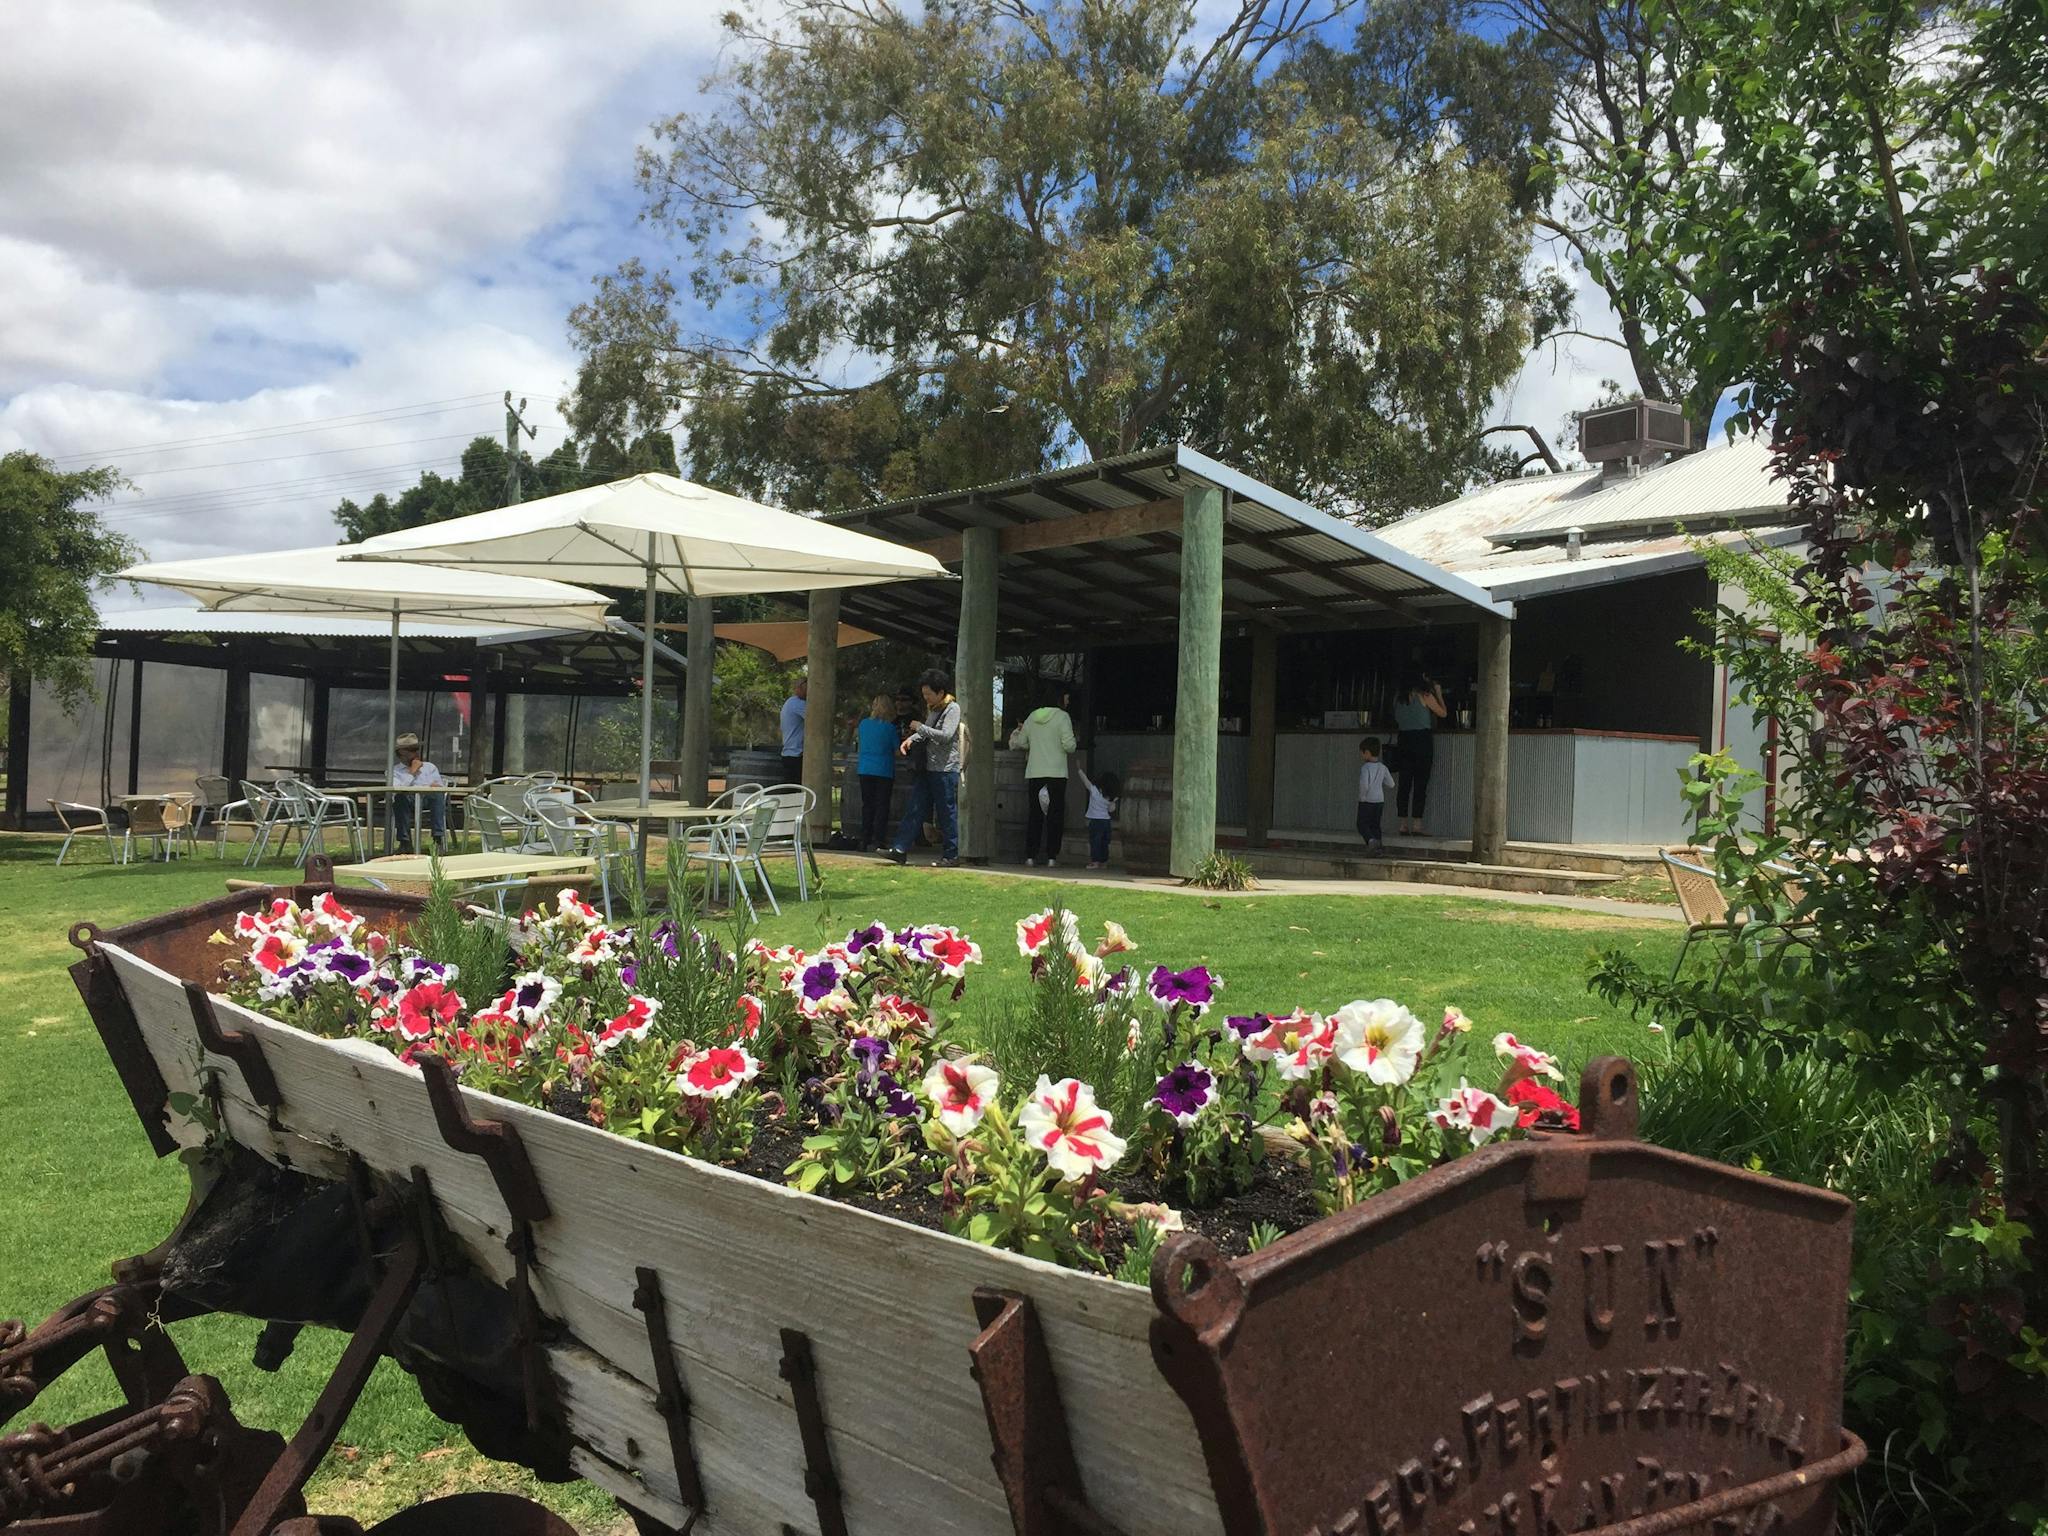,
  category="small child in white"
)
[1077,767,1121,869]
[1356,737,1394,854]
